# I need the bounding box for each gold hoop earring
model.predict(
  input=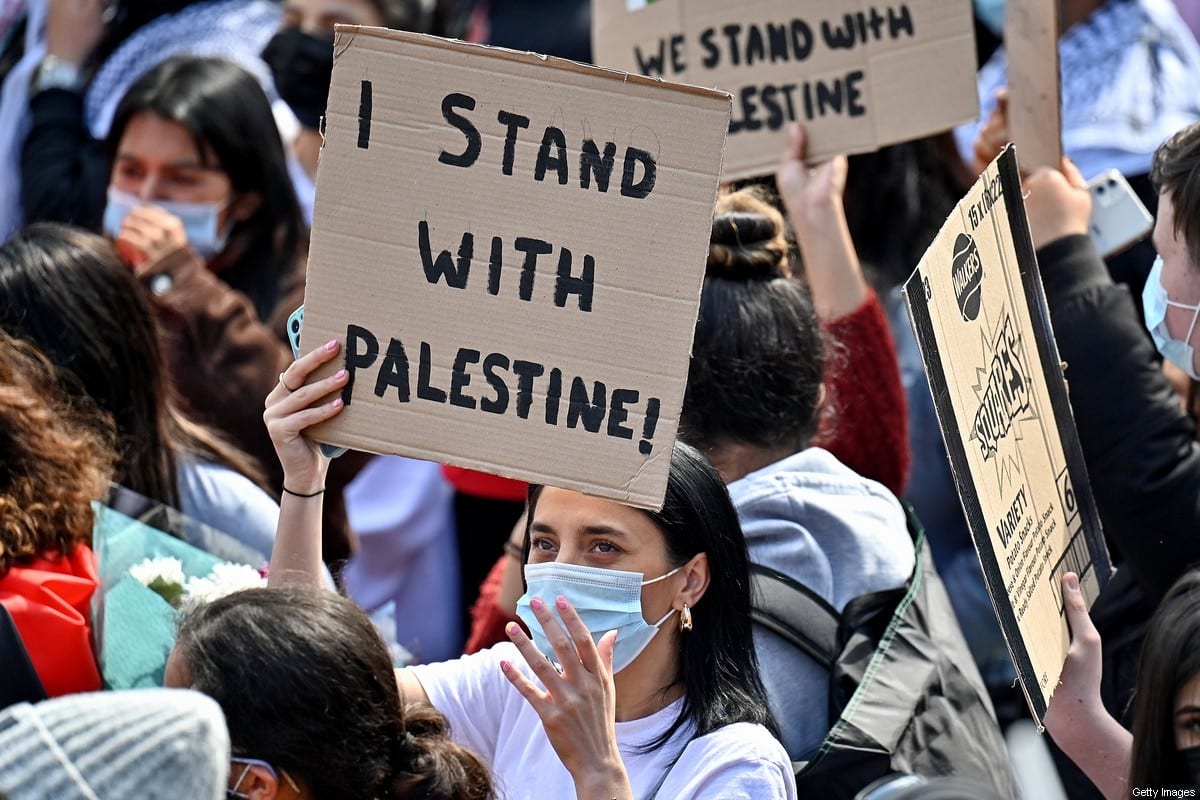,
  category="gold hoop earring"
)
[680,603,693,632]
